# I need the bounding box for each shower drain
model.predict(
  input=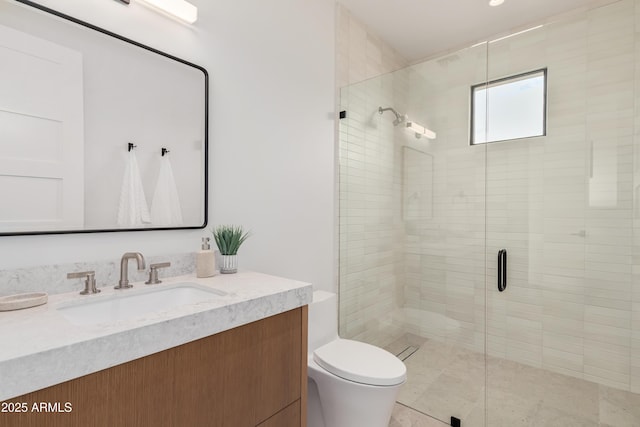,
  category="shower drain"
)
[396,346,419,361]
